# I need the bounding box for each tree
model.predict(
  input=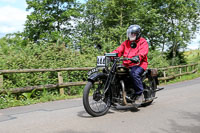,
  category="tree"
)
[150,0,200,65]
[24,0,81,43]
[22,0,200,65]
[73,0,105,53]
[102,0,138,44]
